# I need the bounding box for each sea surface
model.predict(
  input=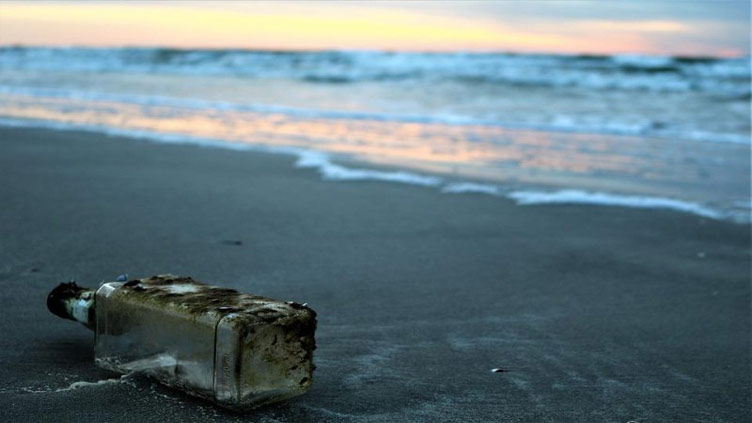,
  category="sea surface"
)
[0,47,749,221]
